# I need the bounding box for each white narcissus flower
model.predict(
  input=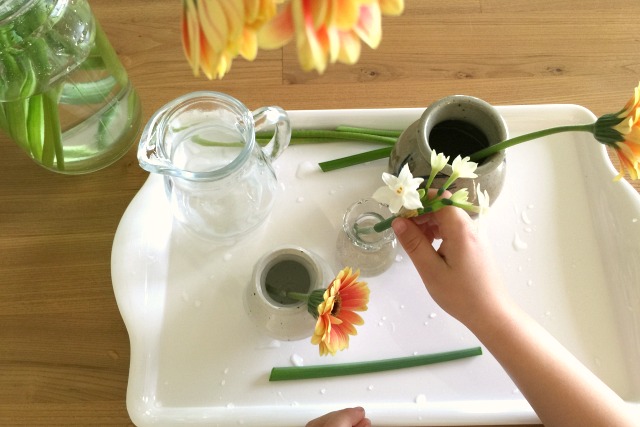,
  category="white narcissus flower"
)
[430,151,449,175]
[475,183,490,216]
[450,155,478,180]
[372,164,424,214]
[426,150,450,189]
[449,188,473,208]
